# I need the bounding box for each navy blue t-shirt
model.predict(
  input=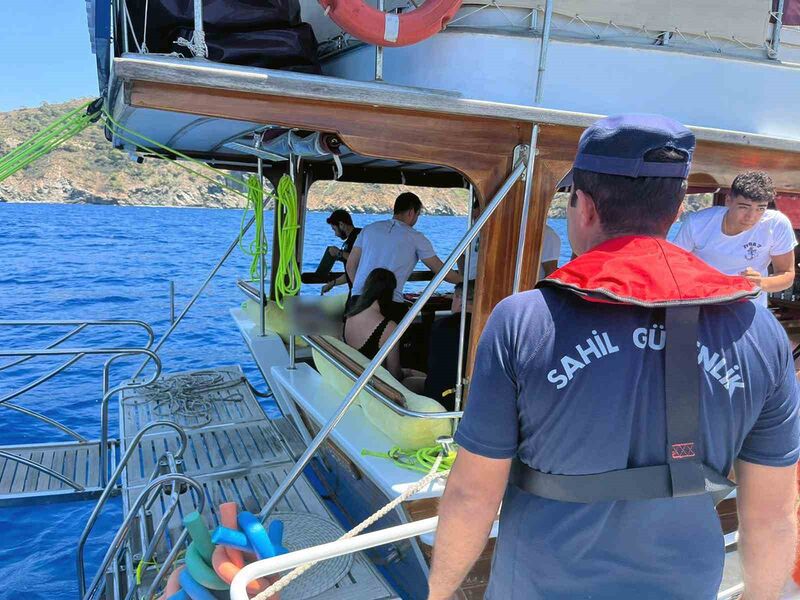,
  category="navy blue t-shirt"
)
[455,288,800,599]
